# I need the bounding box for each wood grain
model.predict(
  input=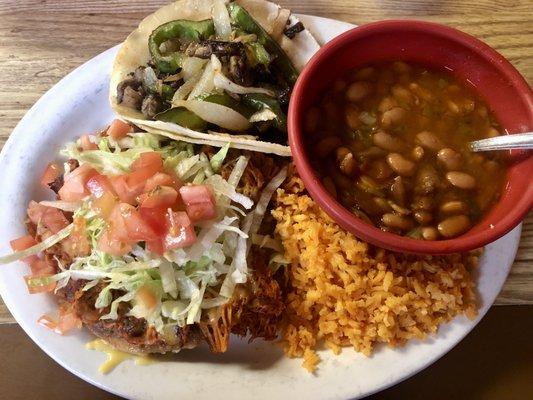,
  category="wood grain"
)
[0,0,531,323]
